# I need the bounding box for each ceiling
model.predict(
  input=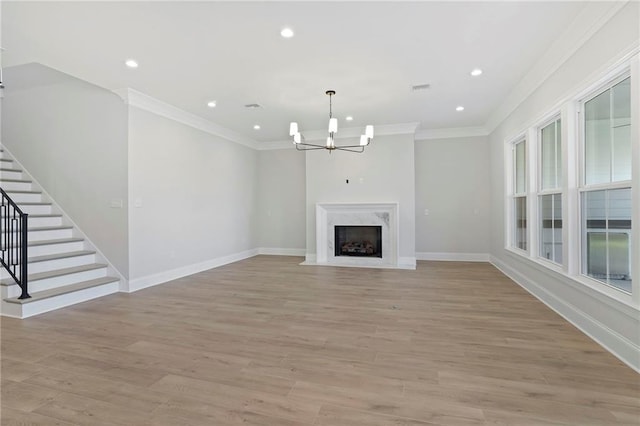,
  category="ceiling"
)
[2,1,591,143]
